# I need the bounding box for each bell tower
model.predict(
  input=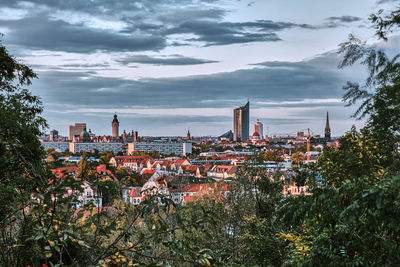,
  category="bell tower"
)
[112,113,119,137]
